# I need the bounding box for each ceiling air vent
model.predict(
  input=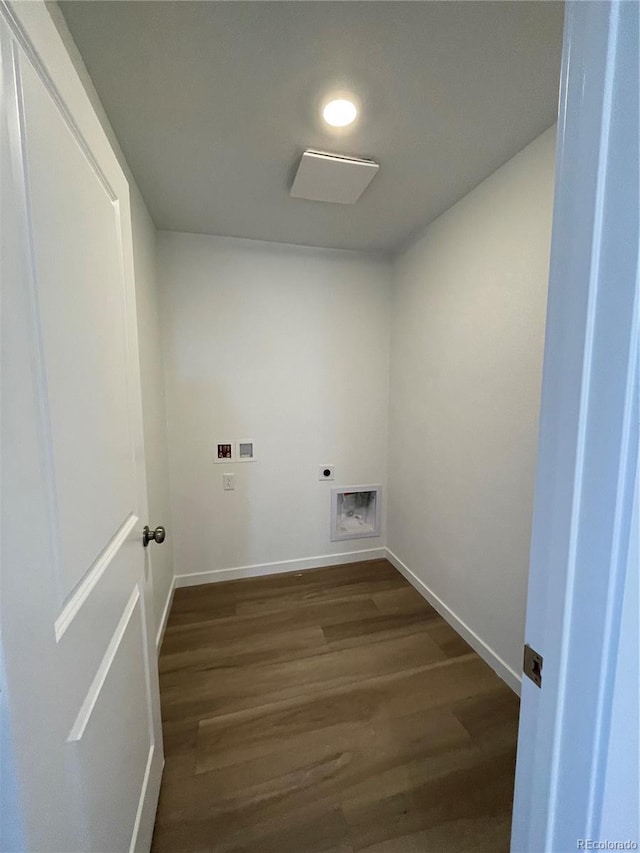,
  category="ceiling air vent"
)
[290,149,379,204]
